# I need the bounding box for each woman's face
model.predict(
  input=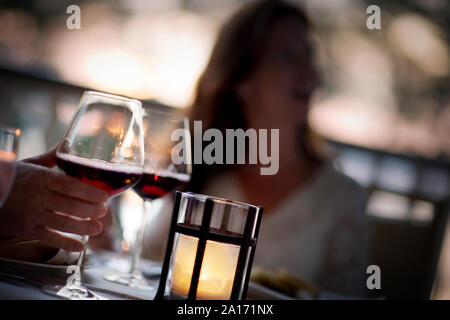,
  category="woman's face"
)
[238,16,318,153]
